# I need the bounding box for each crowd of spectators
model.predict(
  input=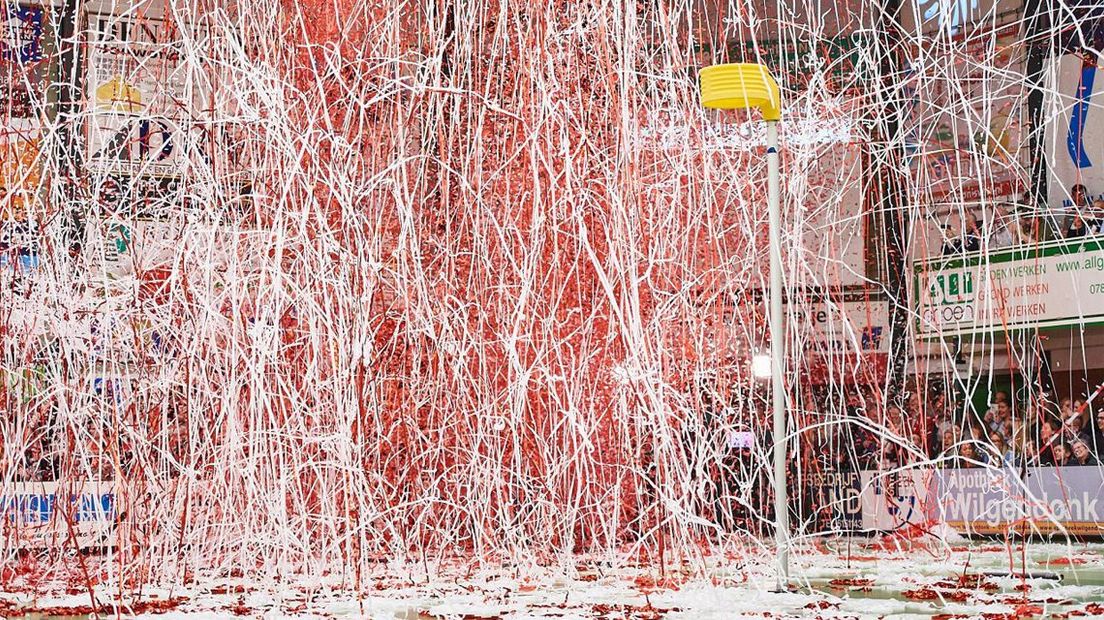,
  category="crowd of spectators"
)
[830,379,1104,471]
[5,381,190,483]
[814,382,937,471]
[941,185,1104,256]
[923,387,1104,469]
